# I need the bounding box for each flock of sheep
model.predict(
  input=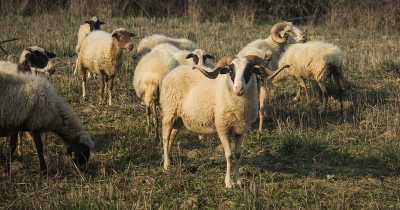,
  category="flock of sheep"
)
[0,17,345,189]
